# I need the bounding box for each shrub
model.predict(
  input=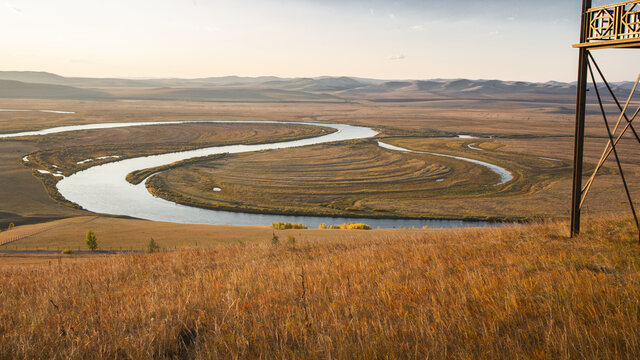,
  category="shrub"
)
[272,222,307,230]
[61,249,74,255]
[328,223,372,230]
[287,235,296,245]
[7,222,14,231]
[86,230,98,251]
[271,232,279,245]
[346,223,372,230]
[318,223,327,229]
[147,238,161,253]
